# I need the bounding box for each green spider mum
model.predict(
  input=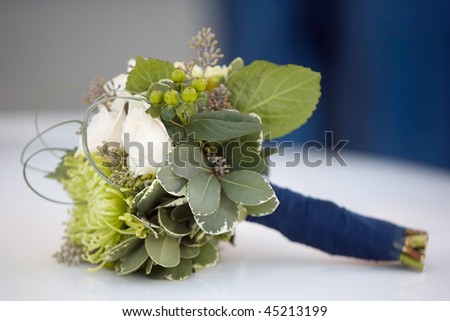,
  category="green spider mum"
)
[58,152,146,269]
